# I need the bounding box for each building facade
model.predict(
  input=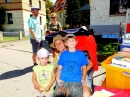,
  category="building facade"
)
[0,0,46,36]
[90,0,130,35]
